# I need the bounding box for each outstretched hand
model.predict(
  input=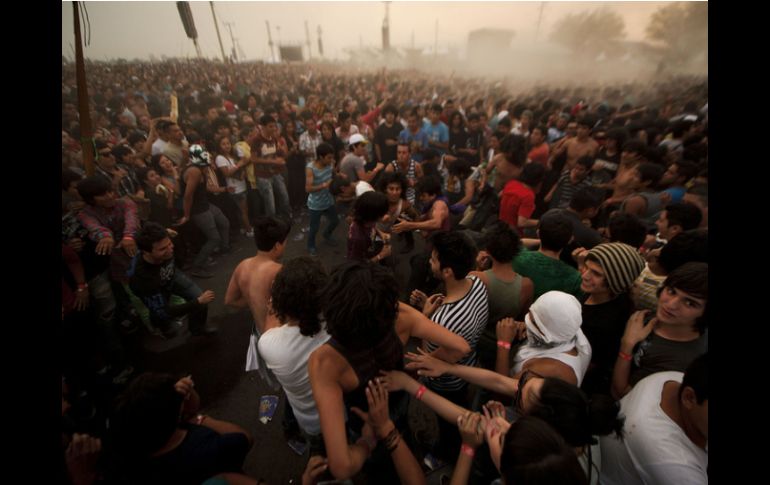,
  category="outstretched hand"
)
[404,347,451,377]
